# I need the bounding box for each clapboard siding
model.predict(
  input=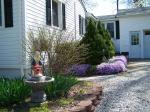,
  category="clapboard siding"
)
[0,0,22,68]
[25,0,46,31]
[24,0,85,37]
